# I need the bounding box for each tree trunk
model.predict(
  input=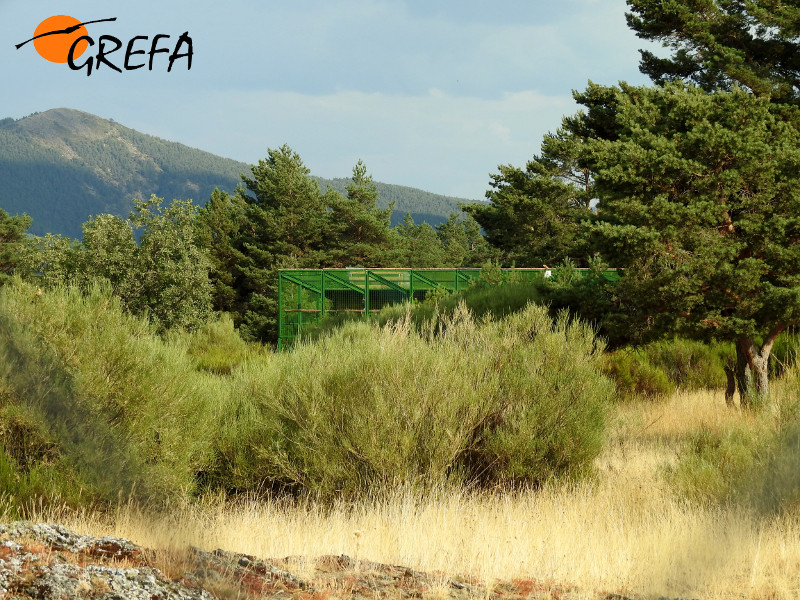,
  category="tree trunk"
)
[724,365,736,408]
[734,327,785,408]
[734,340,753,408]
